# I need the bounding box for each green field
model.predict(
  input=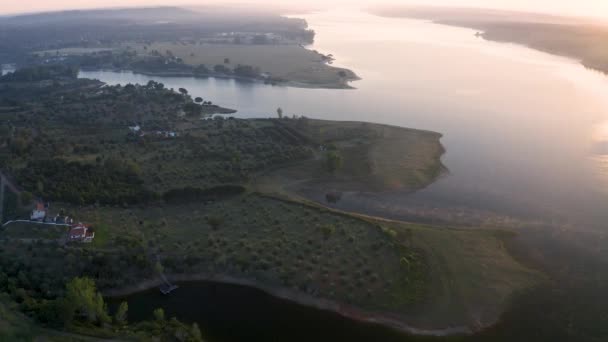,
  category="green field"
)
[40,42,358,88]
[132,42,357,88]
